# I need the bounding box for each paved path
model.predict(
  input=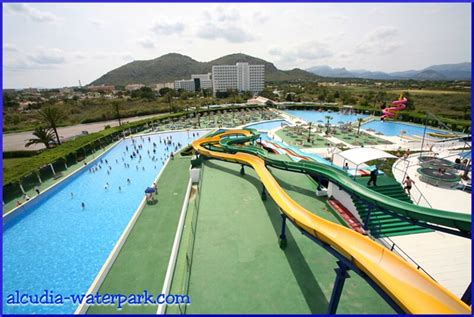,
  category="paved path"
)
[3,114,163,151]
